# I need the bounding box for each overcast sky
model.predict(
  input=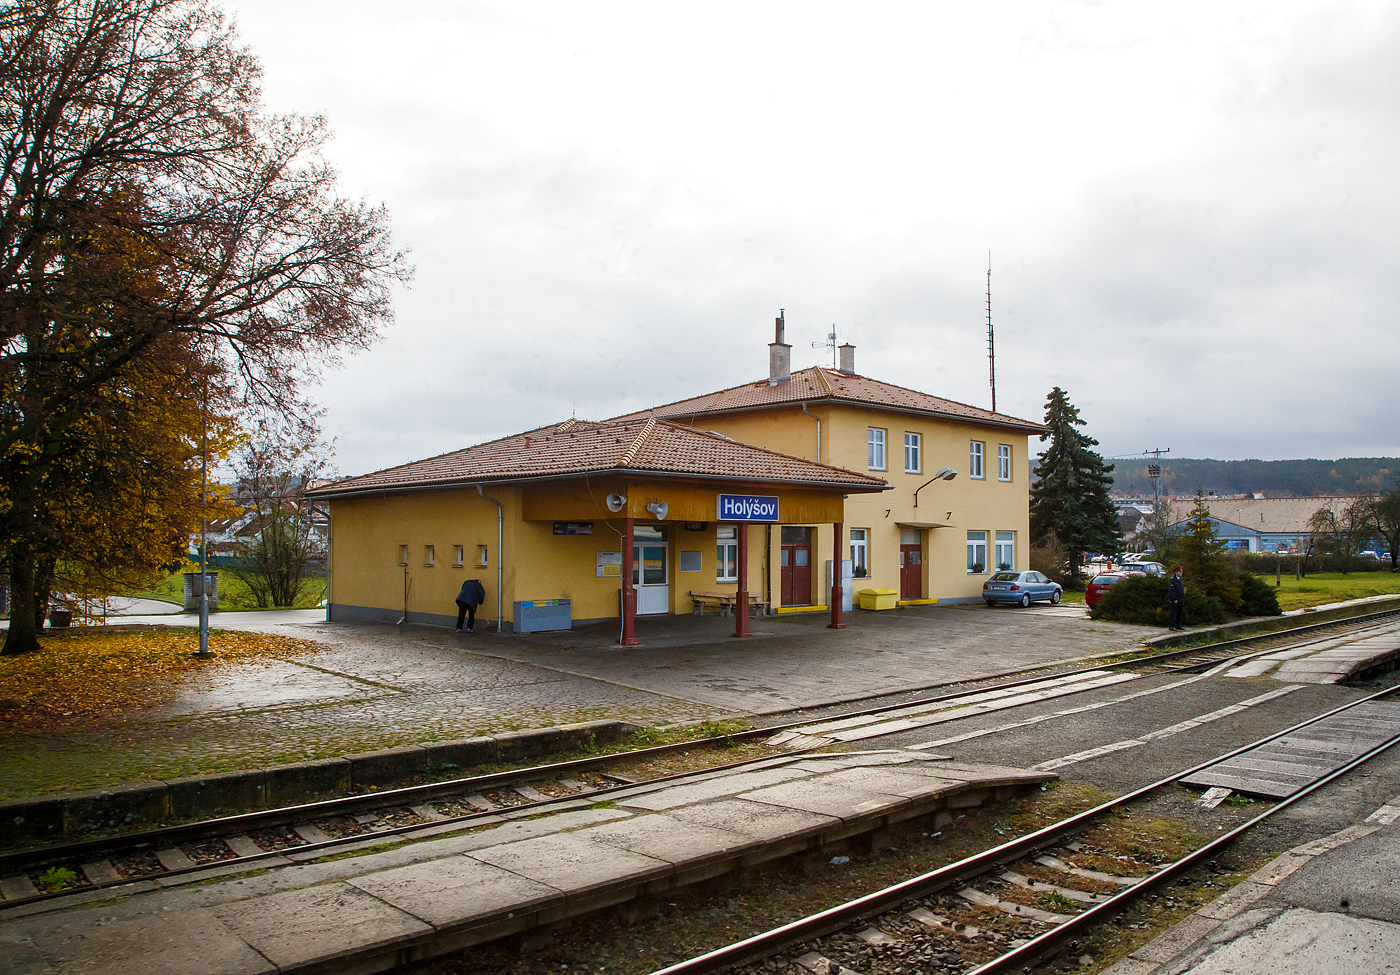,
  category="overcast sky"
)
[225,0,1400,476]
